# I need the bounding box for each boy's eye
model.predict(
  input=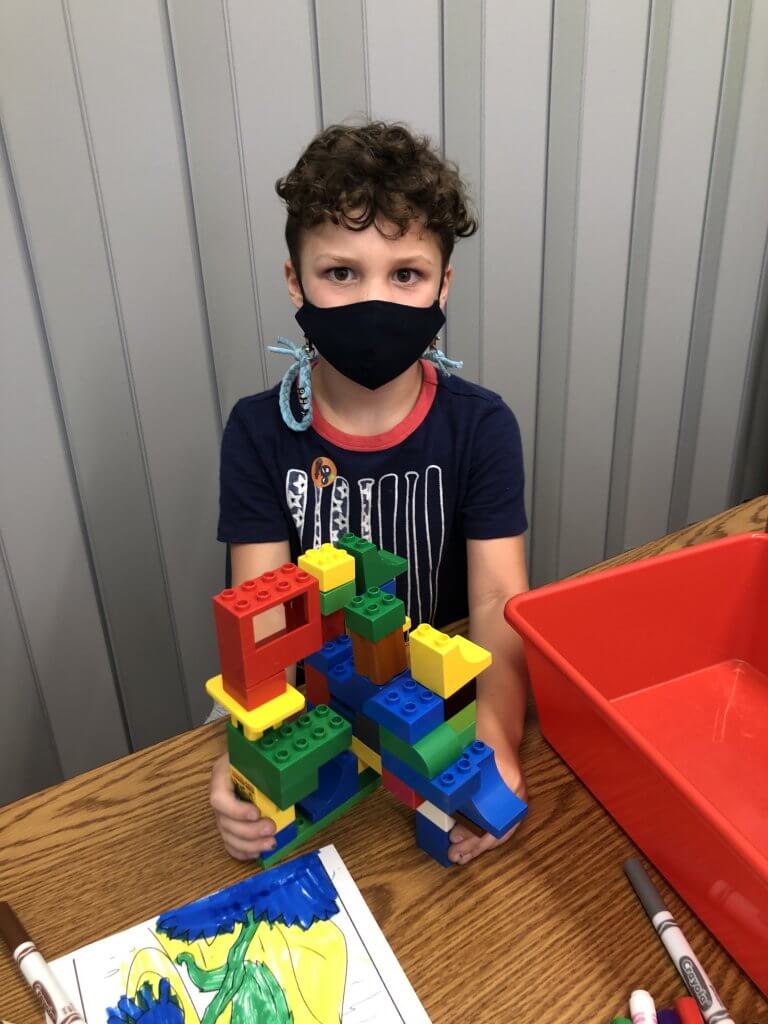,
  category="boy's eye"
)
[328,267,353,282]
[394,268,420,284]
